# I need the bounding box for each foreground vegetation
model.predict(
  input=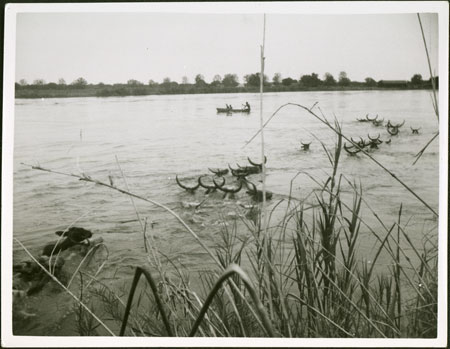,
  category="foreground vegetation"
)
[16,119,438,338]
